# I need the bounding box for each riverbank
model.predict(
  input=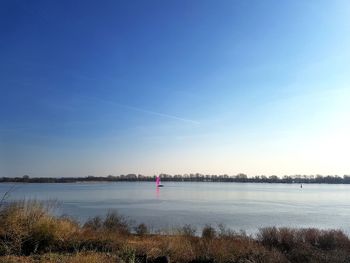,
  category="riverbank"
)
[0,200,349,263]
[1,174,350,184]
